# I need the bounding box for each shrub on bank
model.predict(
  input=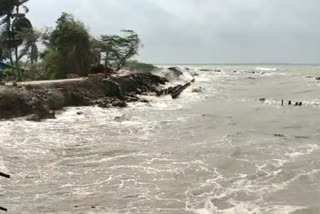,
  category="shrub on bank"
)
[125,60,157,72]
